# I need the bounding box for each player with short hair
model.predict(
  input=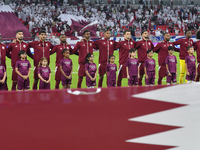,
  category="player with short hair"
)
[126,49,139,86]
[165,46,177,85]
[153,32,179,85]
[28,30,54,90]
[93,30,117,87]
[194,30,200,81]
[60,49,73,89]
[144,49,156,86]
[15,50,31,91]
[185,46,196,83]
[8,30,33,90]
[173,30,194,83]
[115,30,135,87]
[50,34,78,89]
[135,30,154,86]
[72,30,94,88]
